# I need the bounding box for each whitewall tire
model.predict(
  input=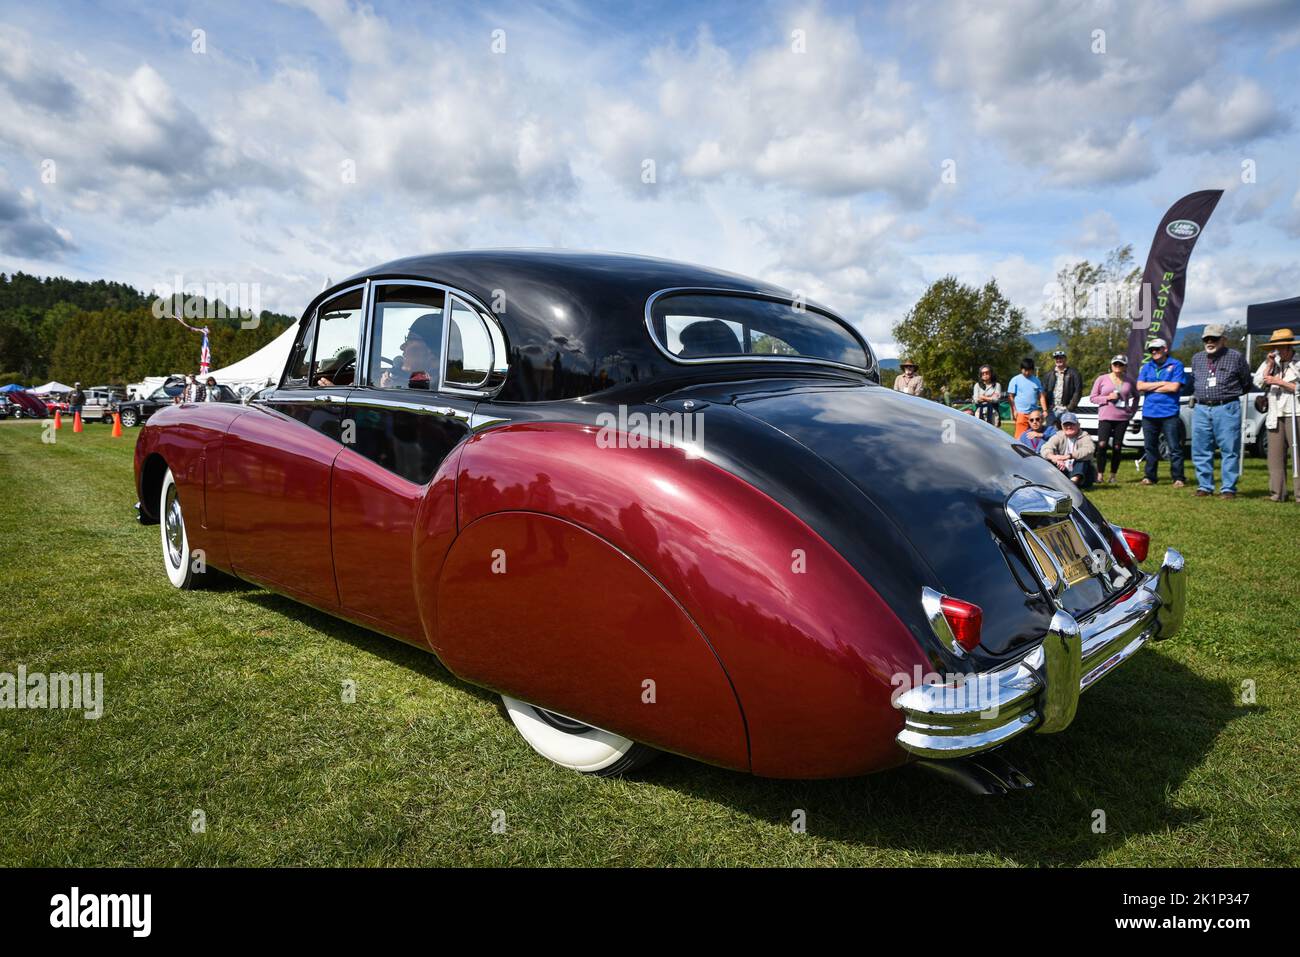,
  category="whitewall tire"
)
[500,696,659,776]
[160,467,195,589]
